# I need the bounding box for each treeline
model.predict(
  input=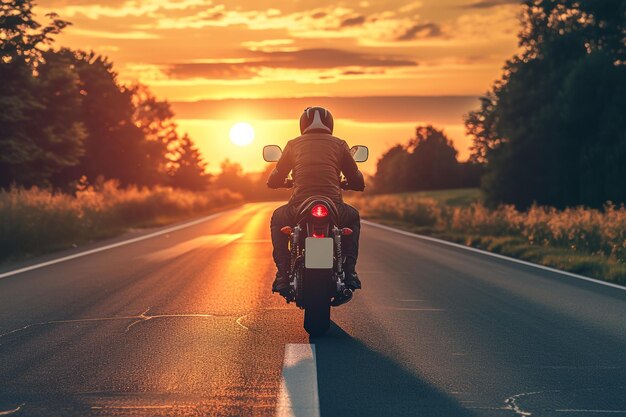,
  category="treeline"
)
[0,1,208,191]
[213,160,292,201]
[373,125,483,193]
[465,0,625,208]
[374,0,625,209]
